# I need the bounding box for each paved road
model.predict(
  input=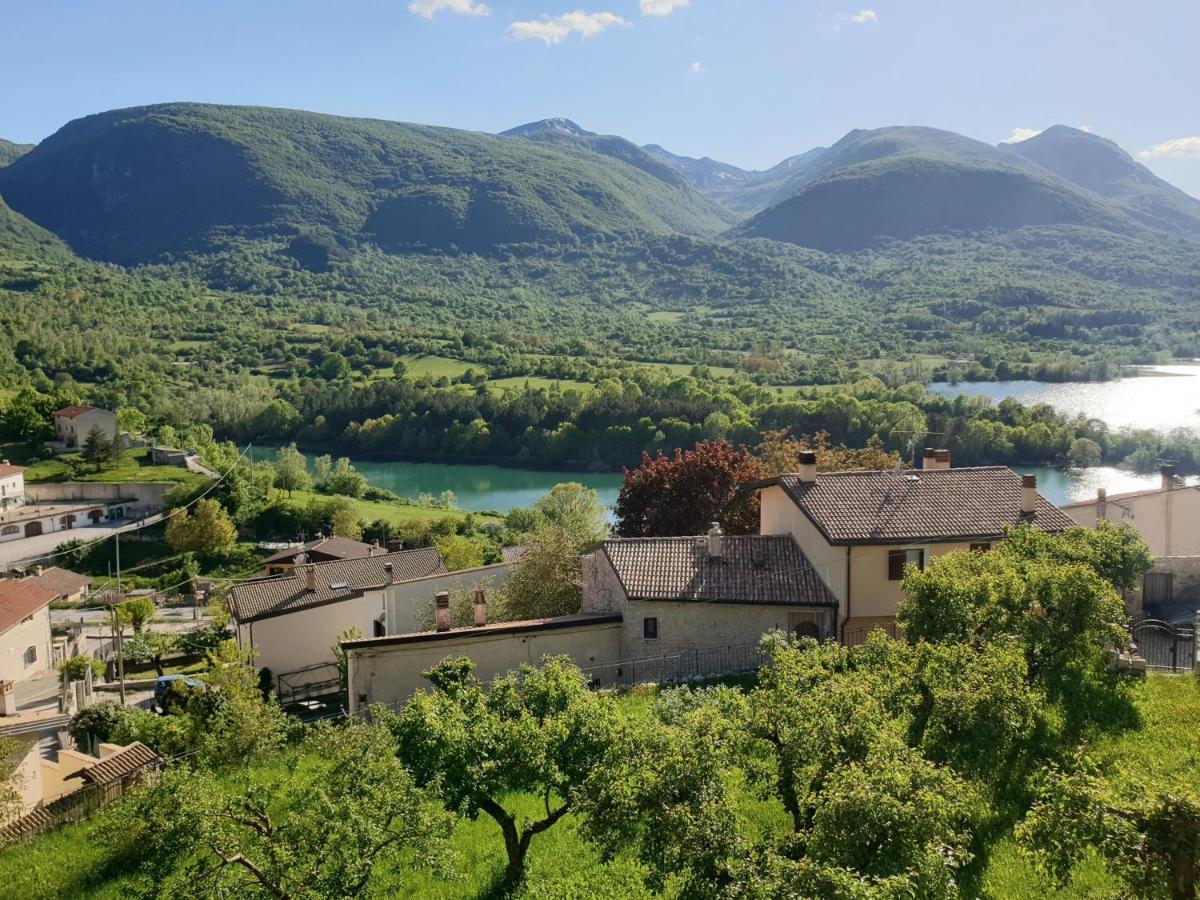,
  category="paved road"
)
[0,515,164,568]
